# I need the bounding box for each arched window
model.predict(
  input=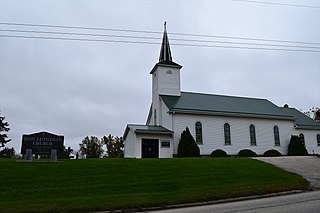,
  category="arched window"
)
[224,123,231,145]
[249,124,256,146]
[154,109,157,126]
[299,133,305,145]
[274,126,280,146]
[317,134,320,146]
[195,121,203,144]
